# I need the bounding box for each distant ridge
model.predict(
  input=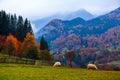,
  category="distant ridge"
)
[32,9,94,32]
